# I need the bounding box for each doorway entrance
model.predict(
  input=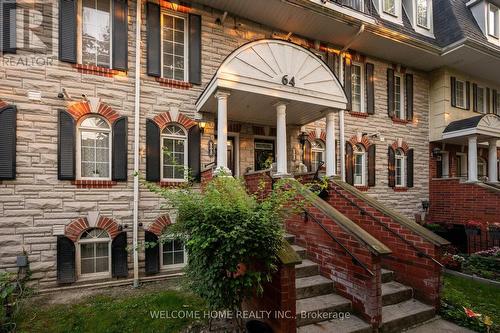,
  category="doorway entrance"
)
[227,137,235,176]
[254,139,275,171]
